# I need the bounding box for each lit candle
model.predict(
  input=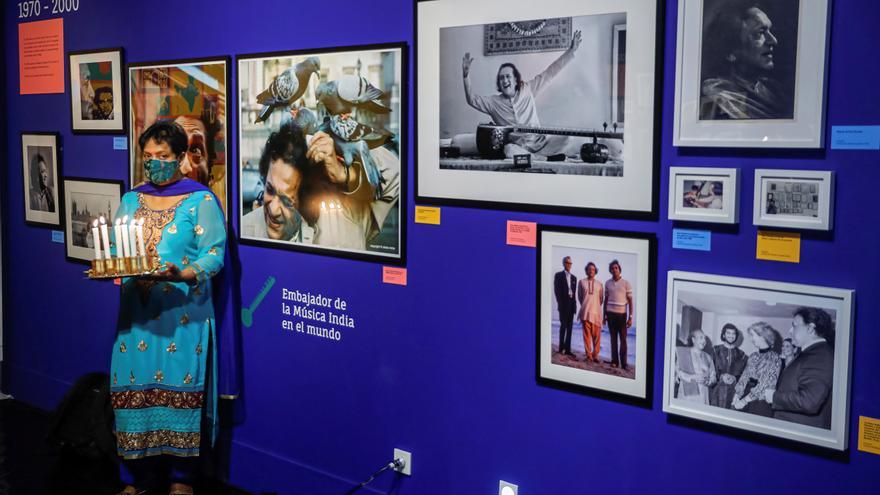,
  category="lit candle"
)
[136,218,146,260]
[100,216,112,261]
[114,219,124,258]
[128,219,138,257]
[121,215,131,257]
[91,219,102,260]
